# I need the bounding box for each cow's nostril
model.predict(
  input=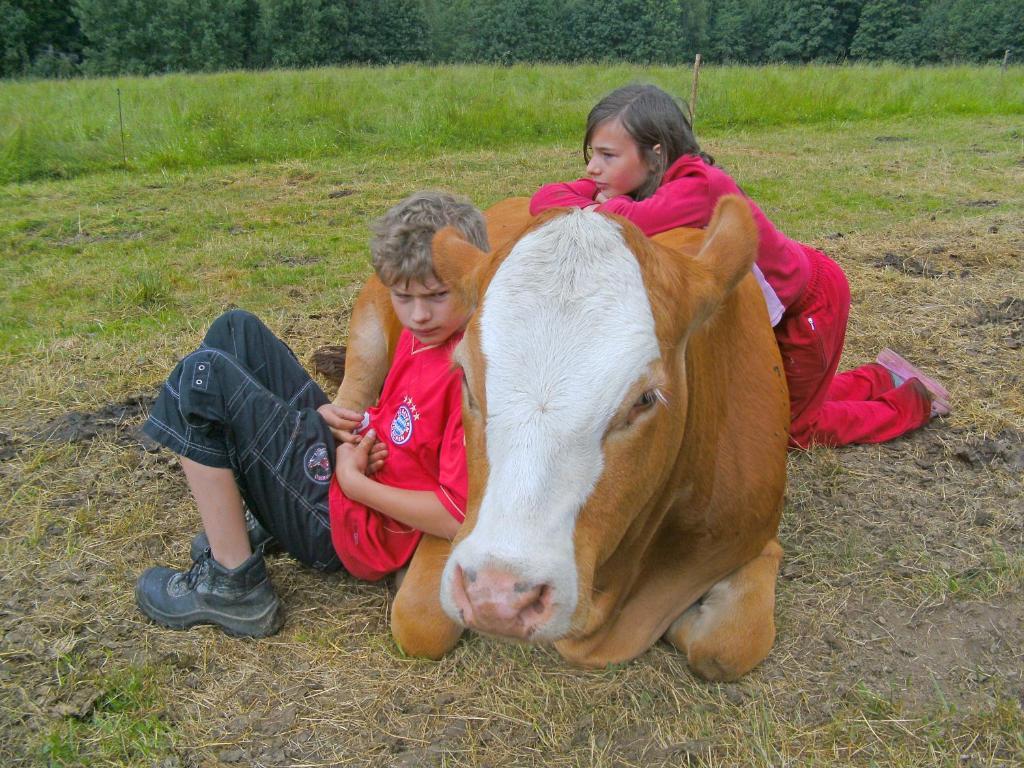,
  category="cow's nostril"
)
[464,568,477,583]
[527,585,553,617]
